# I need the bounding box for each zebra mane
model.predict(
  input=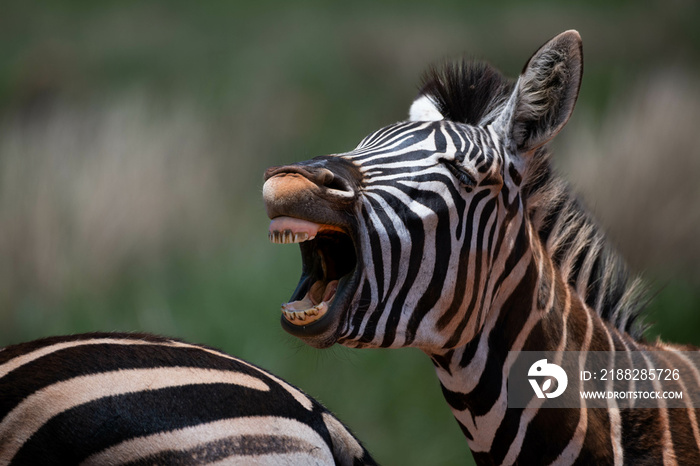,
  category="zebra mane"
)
[421,58,648,340]
[418,60,515,126]
[523,152,649,340]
